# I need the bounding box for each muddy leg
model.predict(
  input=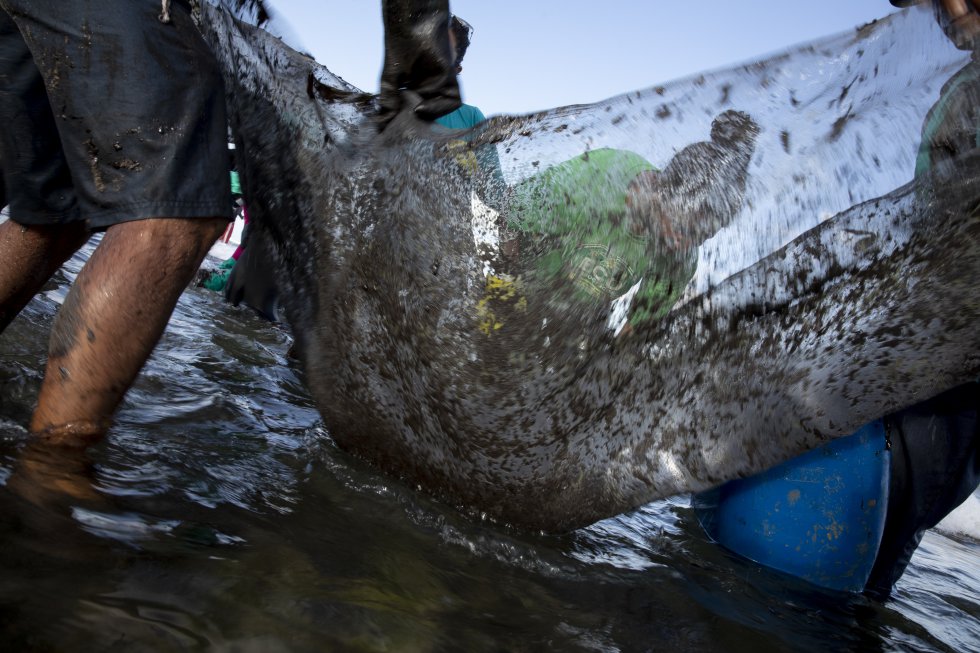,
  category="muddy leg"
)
[0,220,90,332]
[30,216,226,445]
